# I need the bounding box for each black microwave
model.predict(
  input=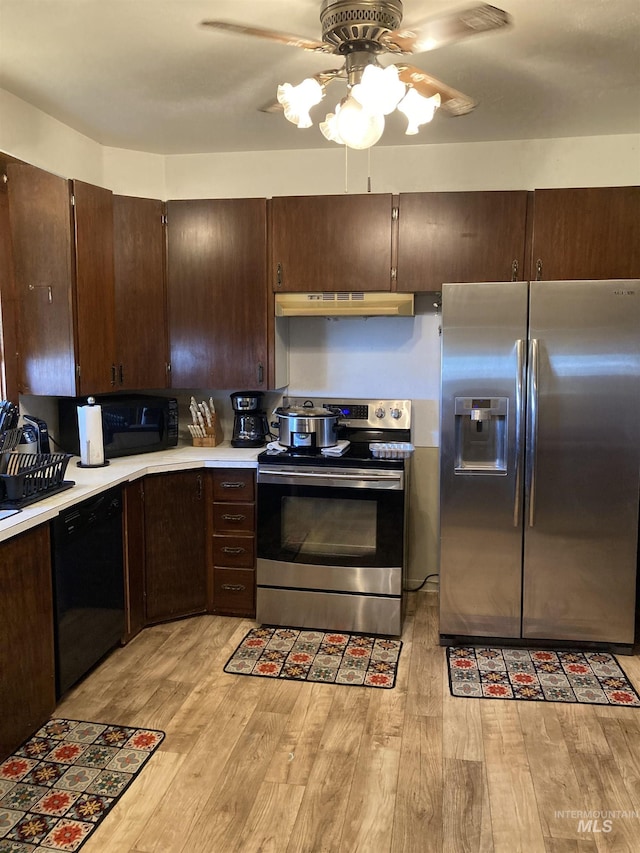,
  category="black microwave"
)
[58,394,179,459]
